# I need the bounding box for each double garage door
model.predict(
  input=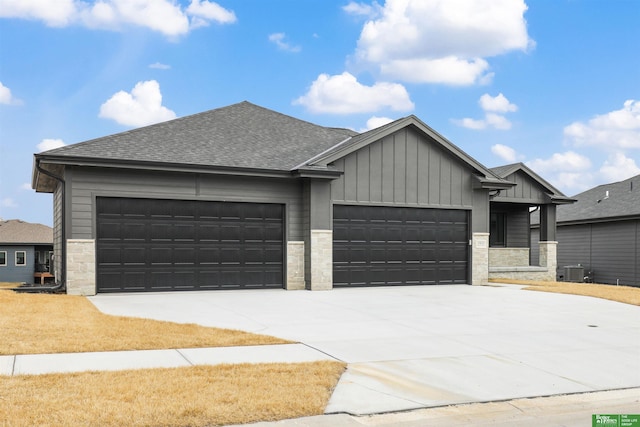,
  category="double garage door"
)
[96,198,468,293]
[96,197,284,293]
[333,205,469,287]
